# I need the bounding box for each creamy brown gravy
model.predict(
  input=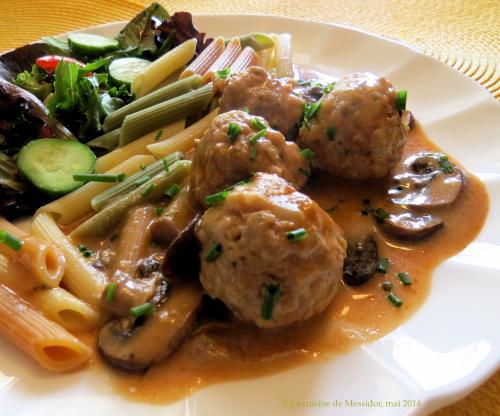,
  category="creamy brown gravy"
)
[76,122,488,404]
